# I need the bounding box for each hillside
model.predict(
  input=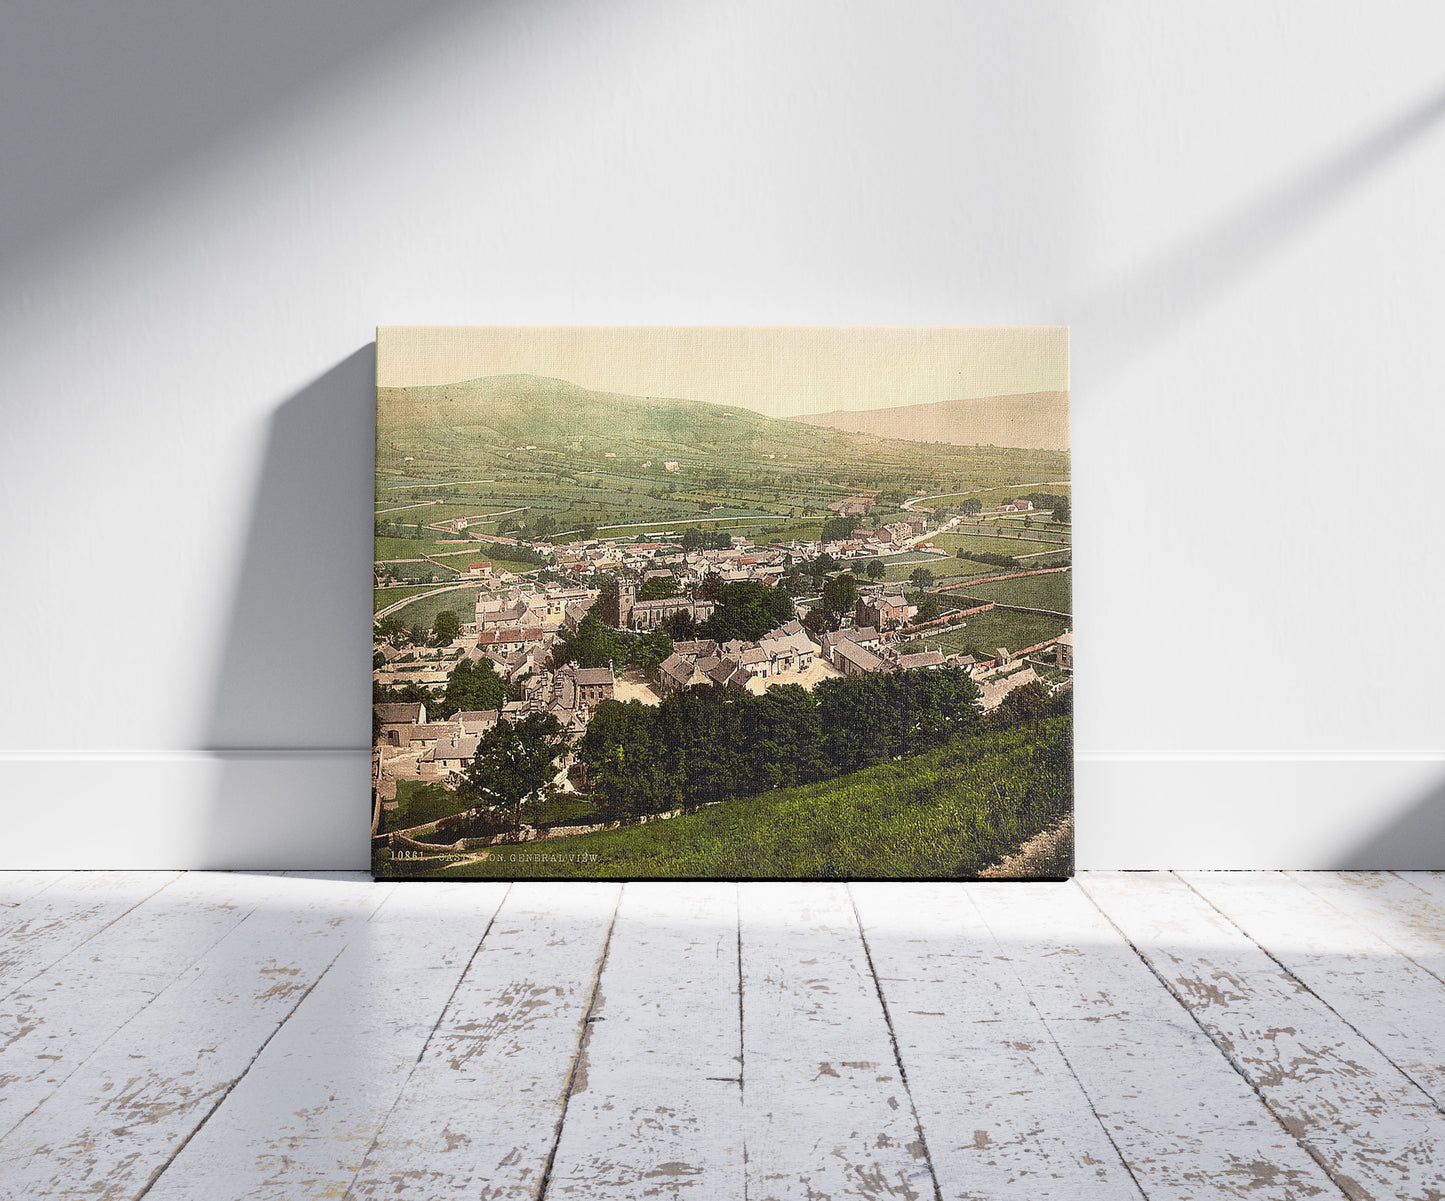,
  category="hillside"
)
[376,716,1073,880]
[793,390,1070,451]
[377,373,876,469]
